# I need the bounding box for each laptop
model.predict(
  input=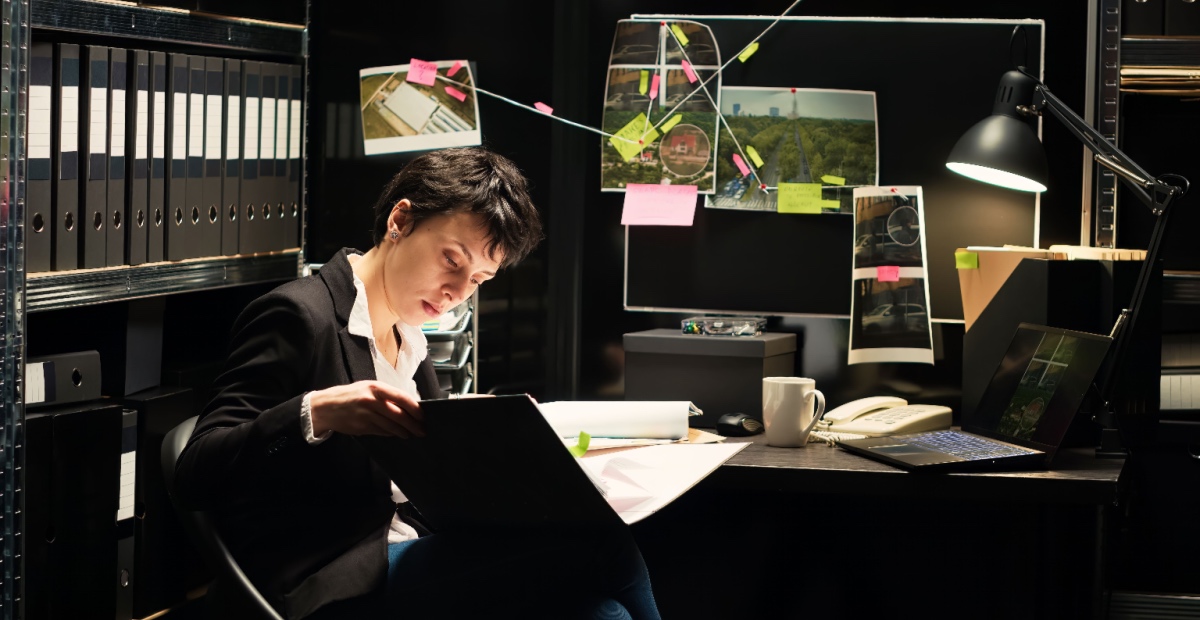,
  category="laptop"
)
[355,395,622,532]
[838,323,1112,472]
